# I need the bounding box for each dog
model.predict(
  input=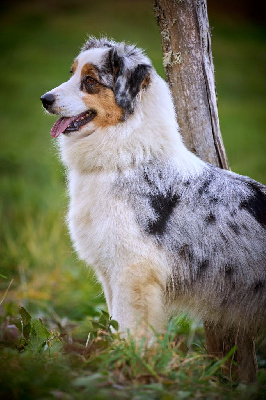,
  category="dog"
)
[41,37,266,342]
